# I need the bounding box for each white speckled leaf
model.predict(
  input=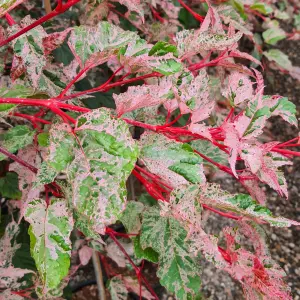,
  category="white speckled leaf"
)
[24,198,73,294]
[140,207,201,300]
[0,125,35,161]
[0,221,35,289]
[114,77,172,116]
[68,21,139,68]
[139,132,205,188]
[10,16,47,87]
[175,29,242,59]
